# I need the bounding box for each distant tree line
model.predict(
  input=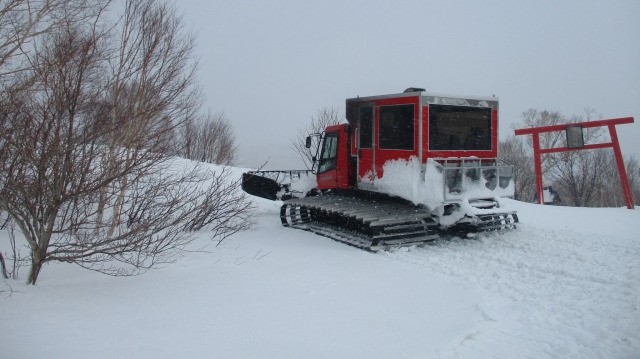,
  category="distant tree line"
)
[500,109,640,207]
[0,0,251,285]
